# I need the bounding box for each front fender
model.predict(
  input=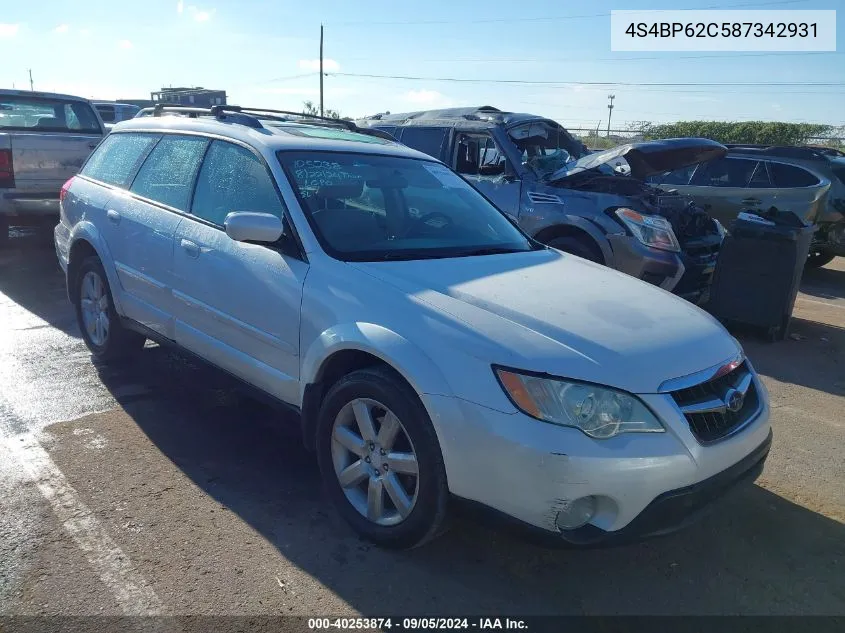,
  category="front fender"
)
[300,322,454,403]
[68,221,125,315]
